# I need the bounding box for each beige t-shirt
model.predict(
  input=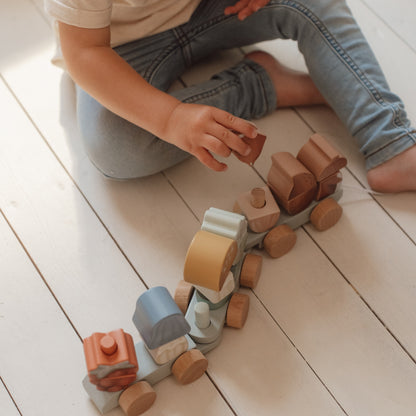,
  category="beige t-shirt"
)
[45,0,201,67]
